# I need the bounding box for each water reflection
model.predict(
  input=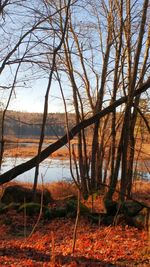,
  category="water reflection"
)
[1,157,150,184]
[1,157,73,184]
